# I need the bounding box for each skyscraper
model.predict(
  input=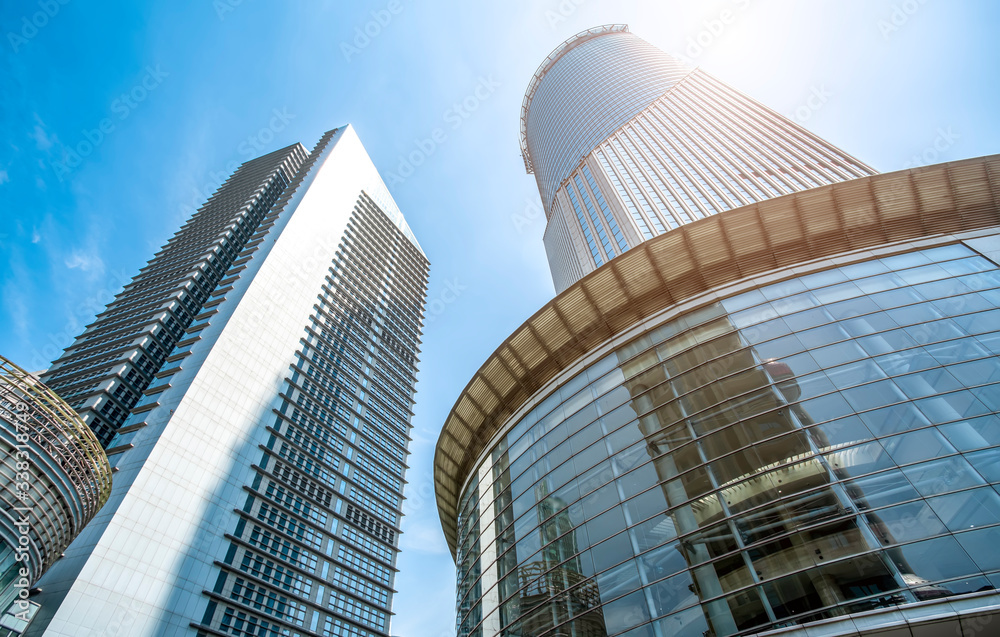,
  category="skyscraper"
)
[28,126,429,637]
[41,145,308,448]
[520,24,875,293]
[436,25,1000,637]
